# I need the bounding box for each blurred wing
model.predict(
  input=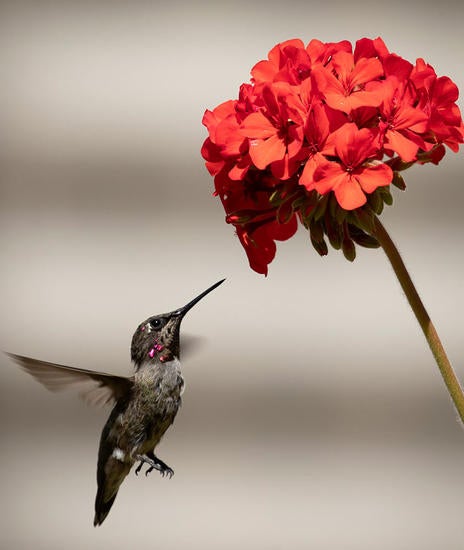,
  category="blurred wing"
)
[7,353,134,407]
